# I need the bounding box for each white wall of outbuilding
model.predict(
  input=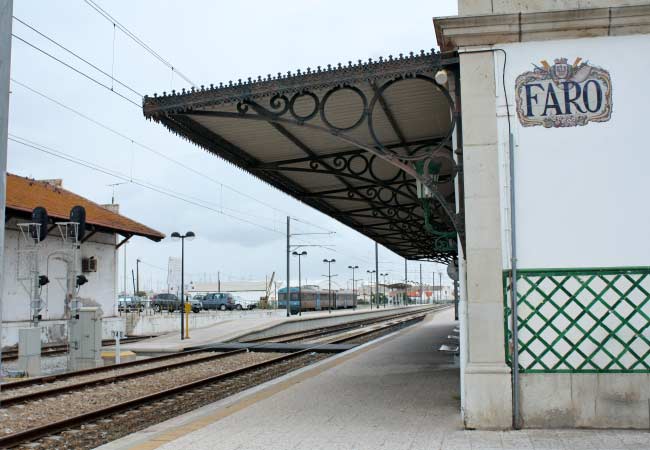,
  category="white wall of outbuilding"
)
[1,219,120,347]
